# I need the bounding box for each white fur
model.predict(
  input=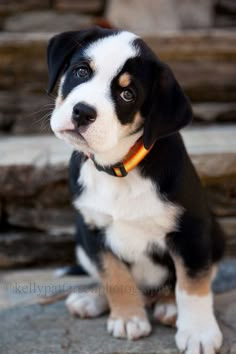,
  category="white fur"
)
[107,316,151,340]
[74,159,182,288]
[154,302,177,323]
[175,286,222,354]
[50,31,141,165]
[131,256,169,288]
[76,246,100,280]
[66,290,108,318]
